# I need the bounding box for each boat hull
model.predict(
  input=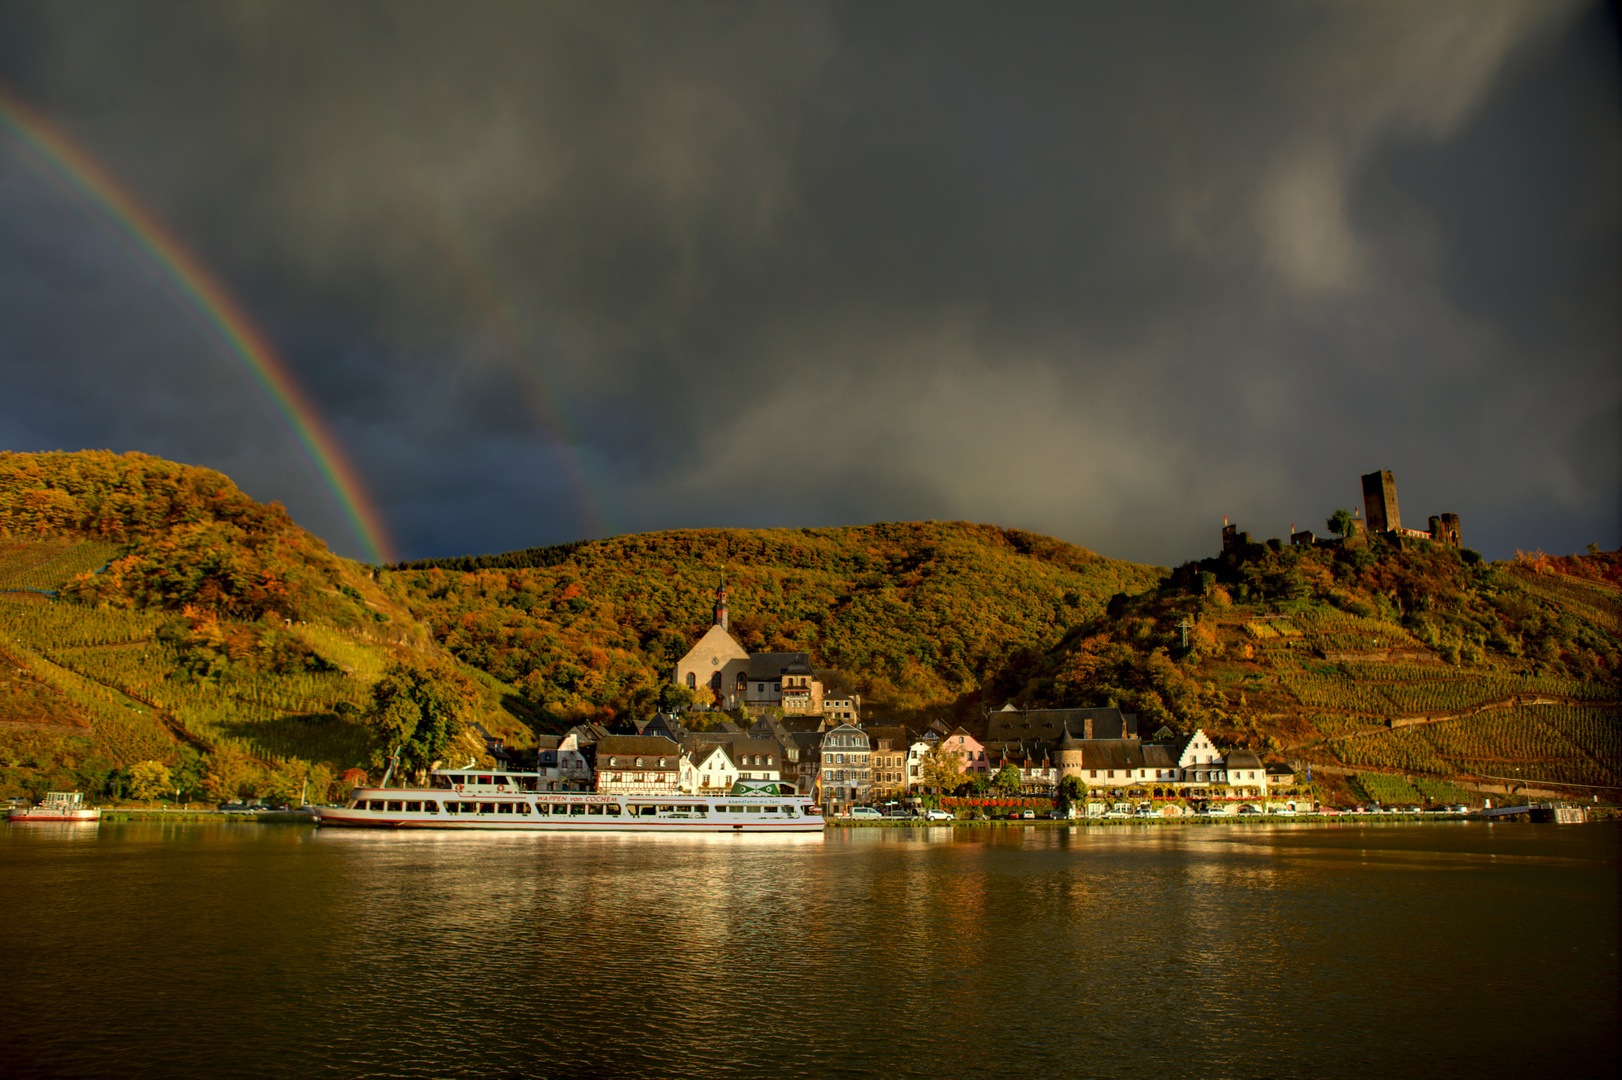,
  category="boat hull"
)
[7,808,101,823]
